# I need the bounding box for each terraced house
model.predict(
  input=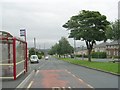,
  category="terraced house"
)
[106,41,119,58]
